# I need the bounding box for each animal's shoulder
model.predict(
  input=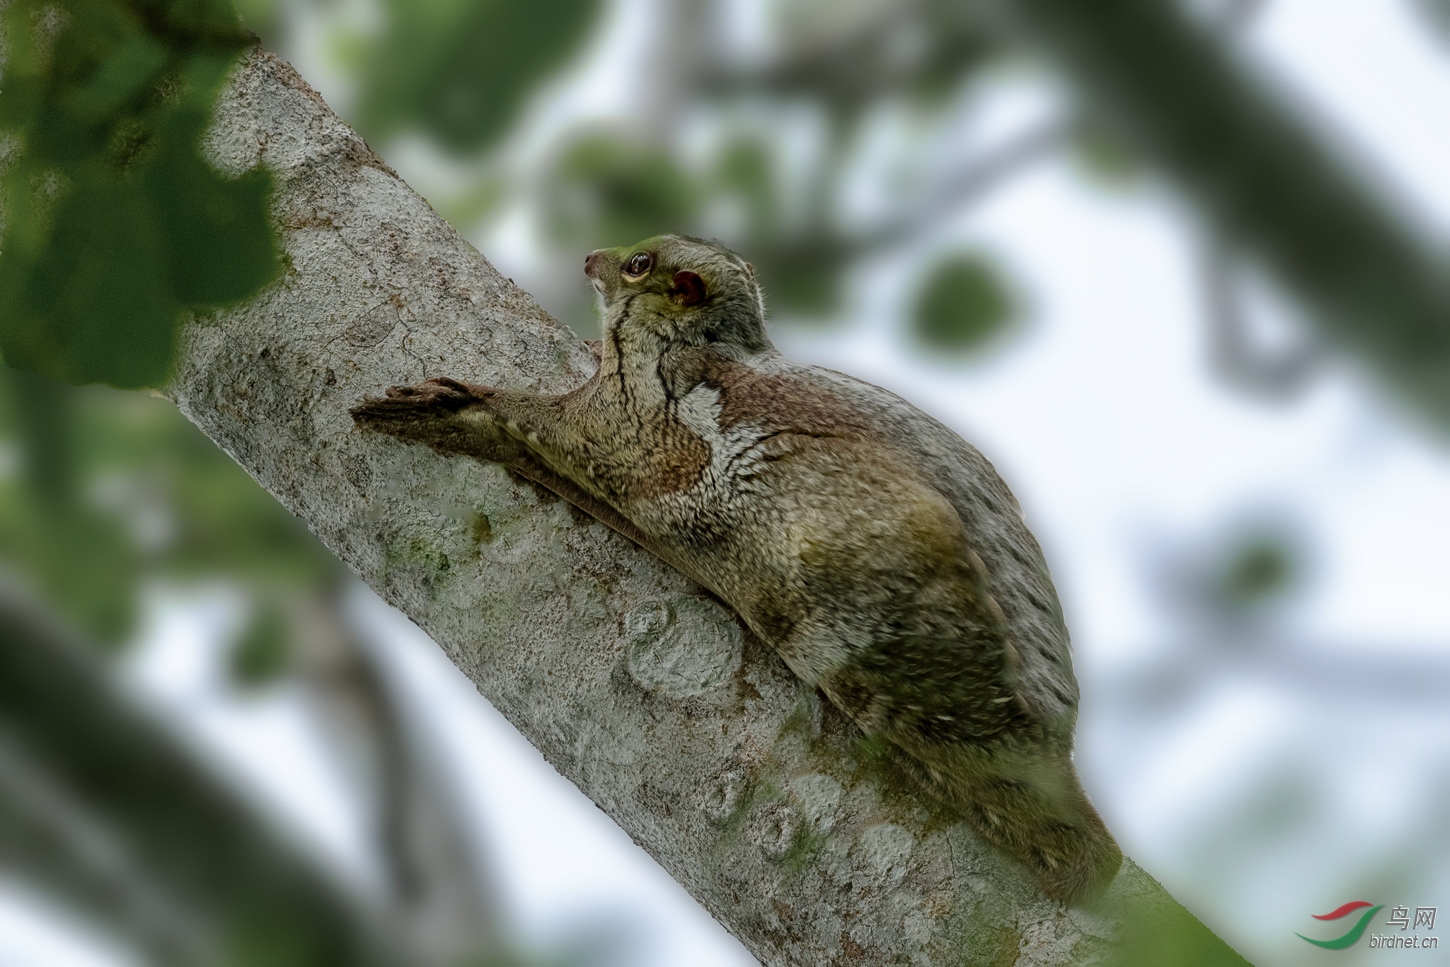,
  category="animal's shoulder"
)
[684,351,880,440]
